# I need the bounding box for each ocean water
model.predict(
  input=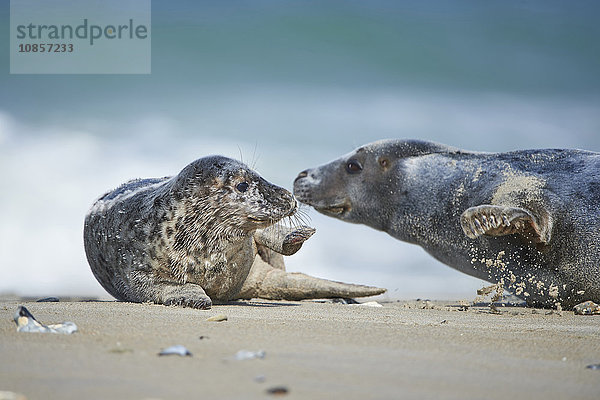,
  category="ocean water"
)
[1,1,599,299]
